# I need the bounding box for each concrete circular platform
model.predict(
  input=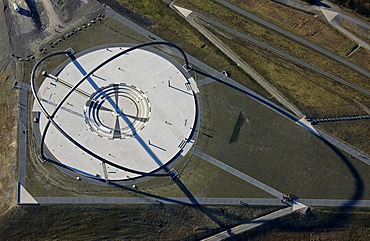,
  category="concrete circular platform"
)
[84,83,151,139]
[32,44,199,181]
